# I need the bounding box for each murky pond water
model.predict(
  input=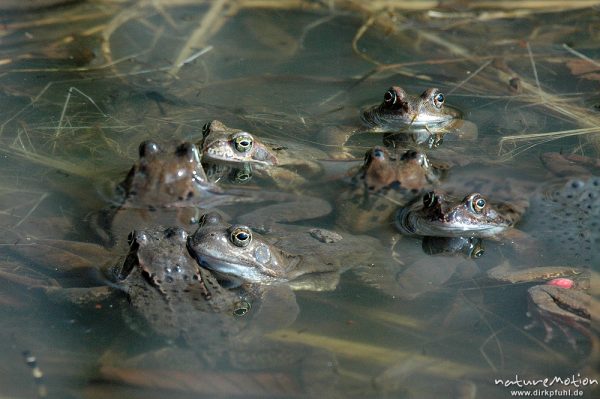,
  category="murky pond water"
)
[1,1,599,398]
